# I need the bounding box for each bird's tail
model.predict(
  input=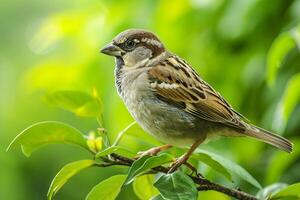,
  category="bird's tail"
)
[244,125,293,153]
